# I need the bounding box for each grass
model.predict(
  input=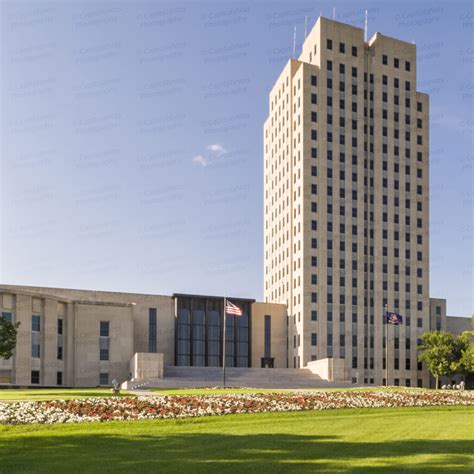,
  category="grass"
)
[0,406,472,473]
[149,386,428,396]
[0,386,445,400]
[0,388,132,401]
[149,387,294,395]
